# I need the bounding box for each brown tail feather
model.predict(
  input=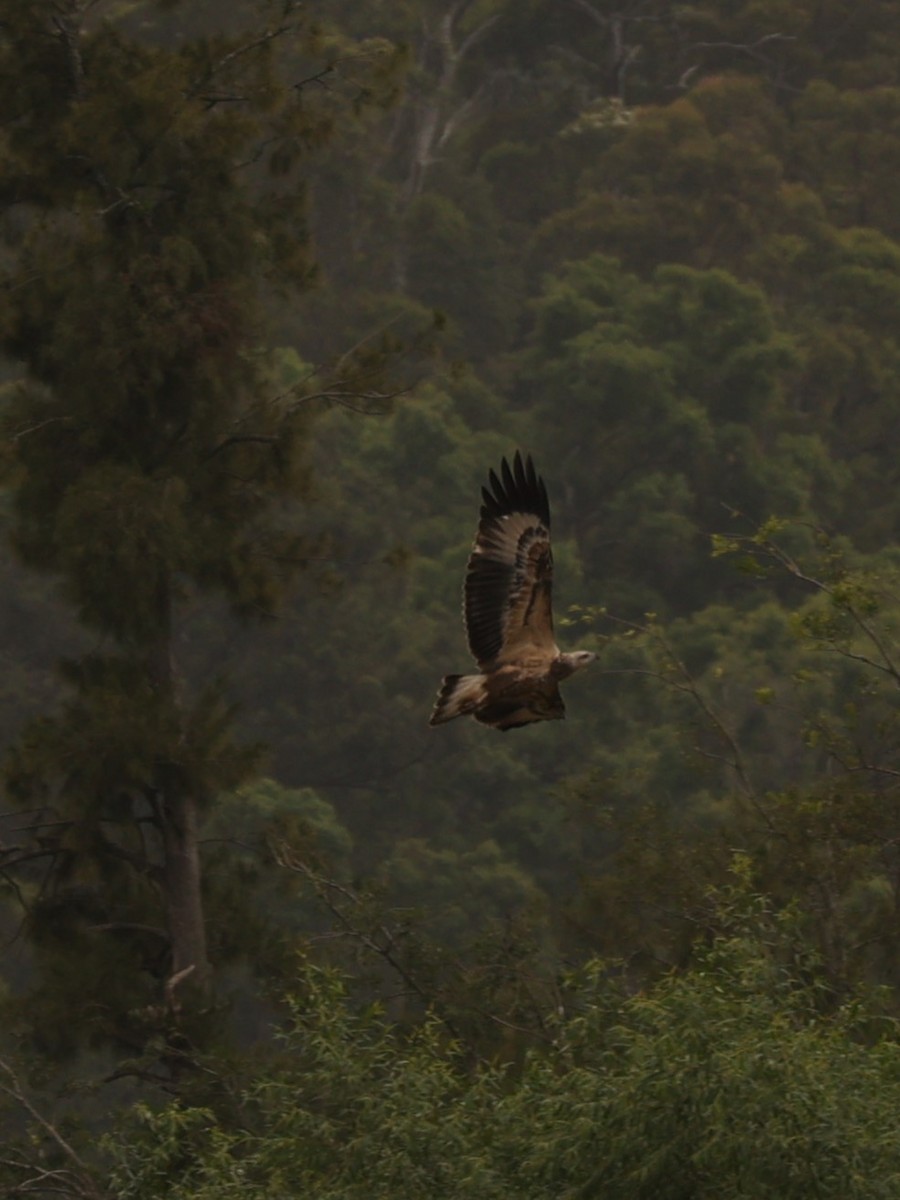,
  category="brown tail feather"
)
[429,673,486,726]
